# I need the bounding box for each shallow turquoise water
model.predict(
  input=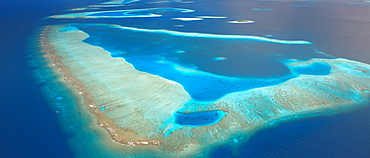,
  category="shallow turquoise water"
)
[10,0,370,157]
[291,62,331,75]
[73,24,333,101]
